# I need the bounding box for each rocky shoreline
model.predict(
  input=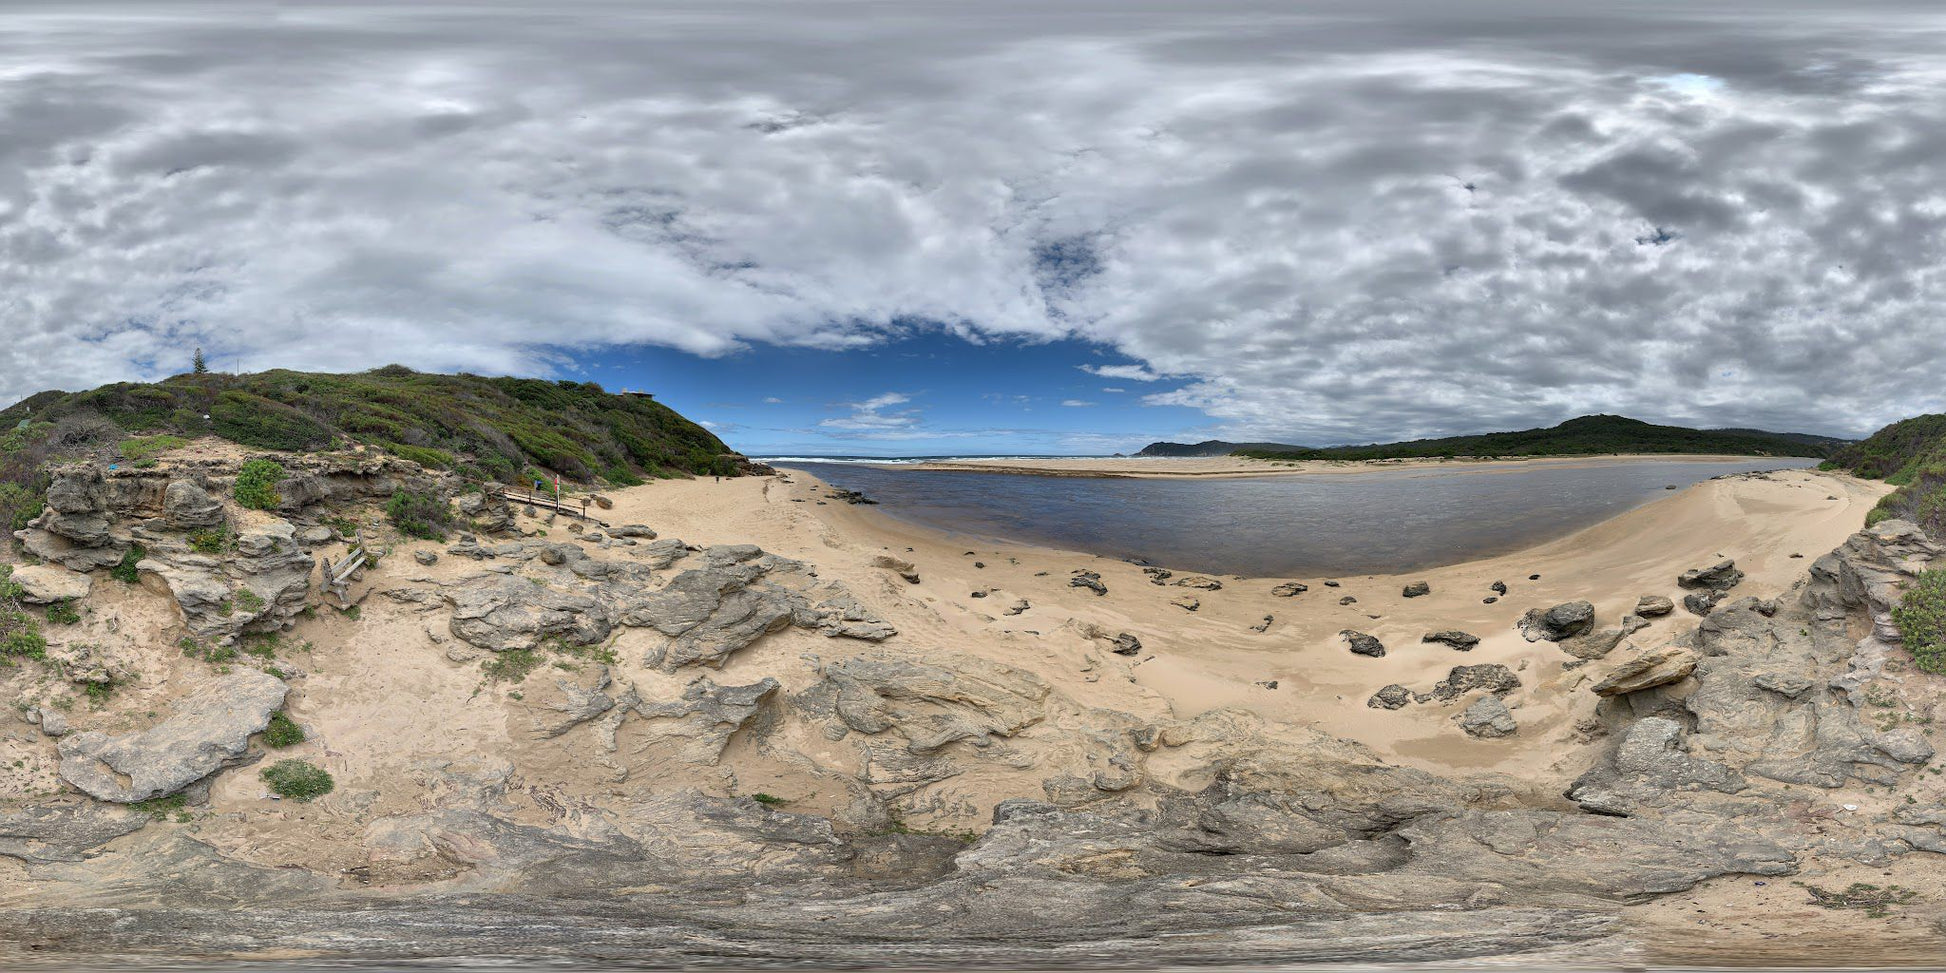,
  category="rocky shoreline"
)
[0,449,1941,967]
